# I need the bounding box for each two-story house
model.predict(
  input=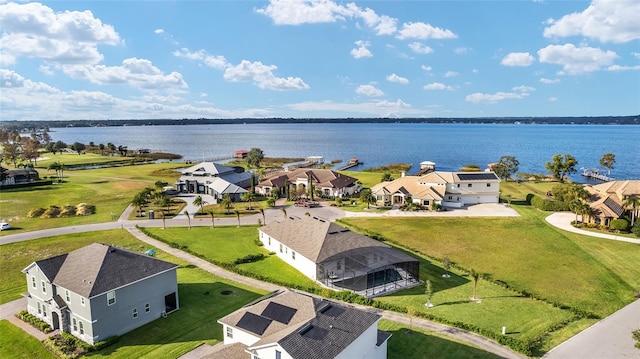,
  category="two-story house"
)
[256,168,359,198]
[371,171,501,208]
[211,289,390,359]
[22,243,179,344]
[175,162,252,202]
